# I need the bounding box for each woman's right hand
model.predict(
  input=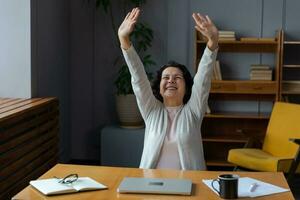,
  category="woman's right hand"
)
[118,7,140,49]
